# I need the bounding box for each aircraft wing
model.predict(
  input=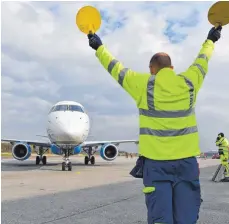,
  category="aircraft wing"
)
[82,140,139,147]
[1,138,138,148]
[1,138,51,148]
